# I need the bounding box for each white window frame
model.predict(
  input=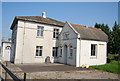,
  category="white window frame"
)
[36,46,43,56]
[5,46,11,50]
[52,47,58,57]
[90,44,97,57]
[70,45,73,57]
[53,28,59,38]
[37,26,44,37]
